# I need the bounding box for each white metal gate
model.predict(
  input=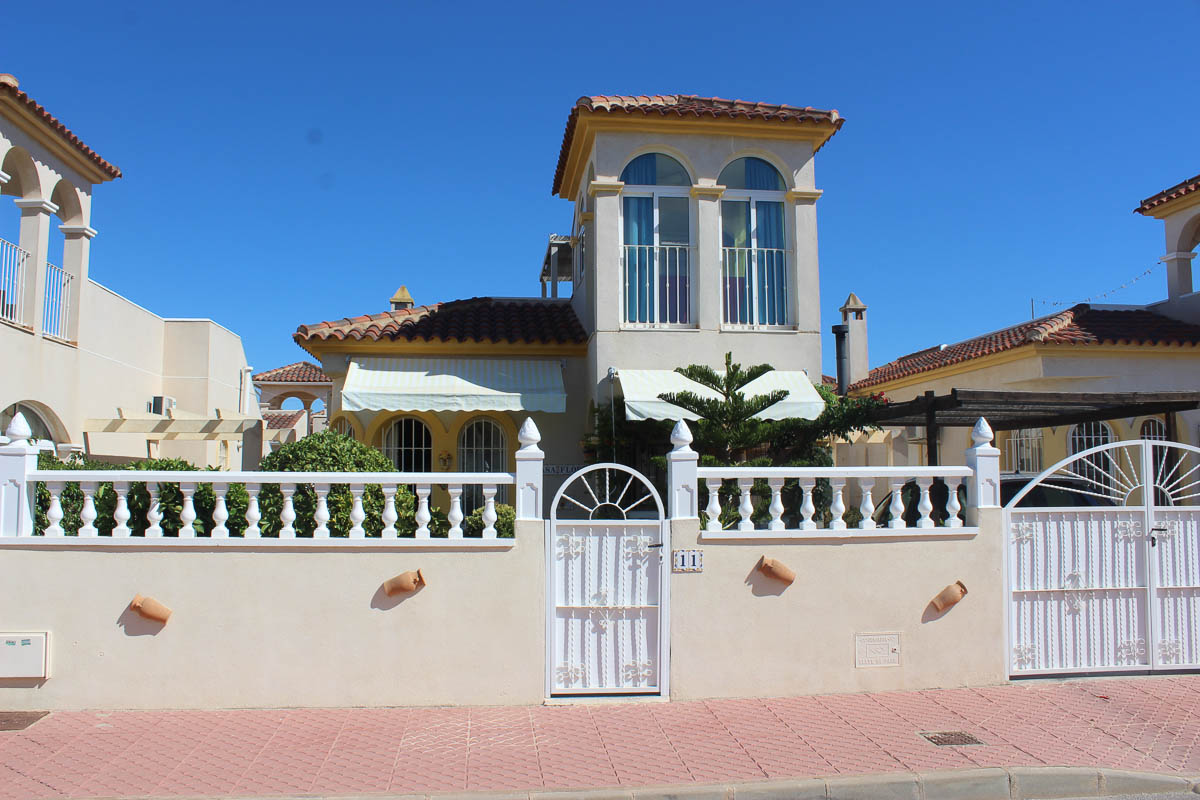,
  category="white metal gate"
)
[1007,439,1200,675]
[547,463,668,696]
